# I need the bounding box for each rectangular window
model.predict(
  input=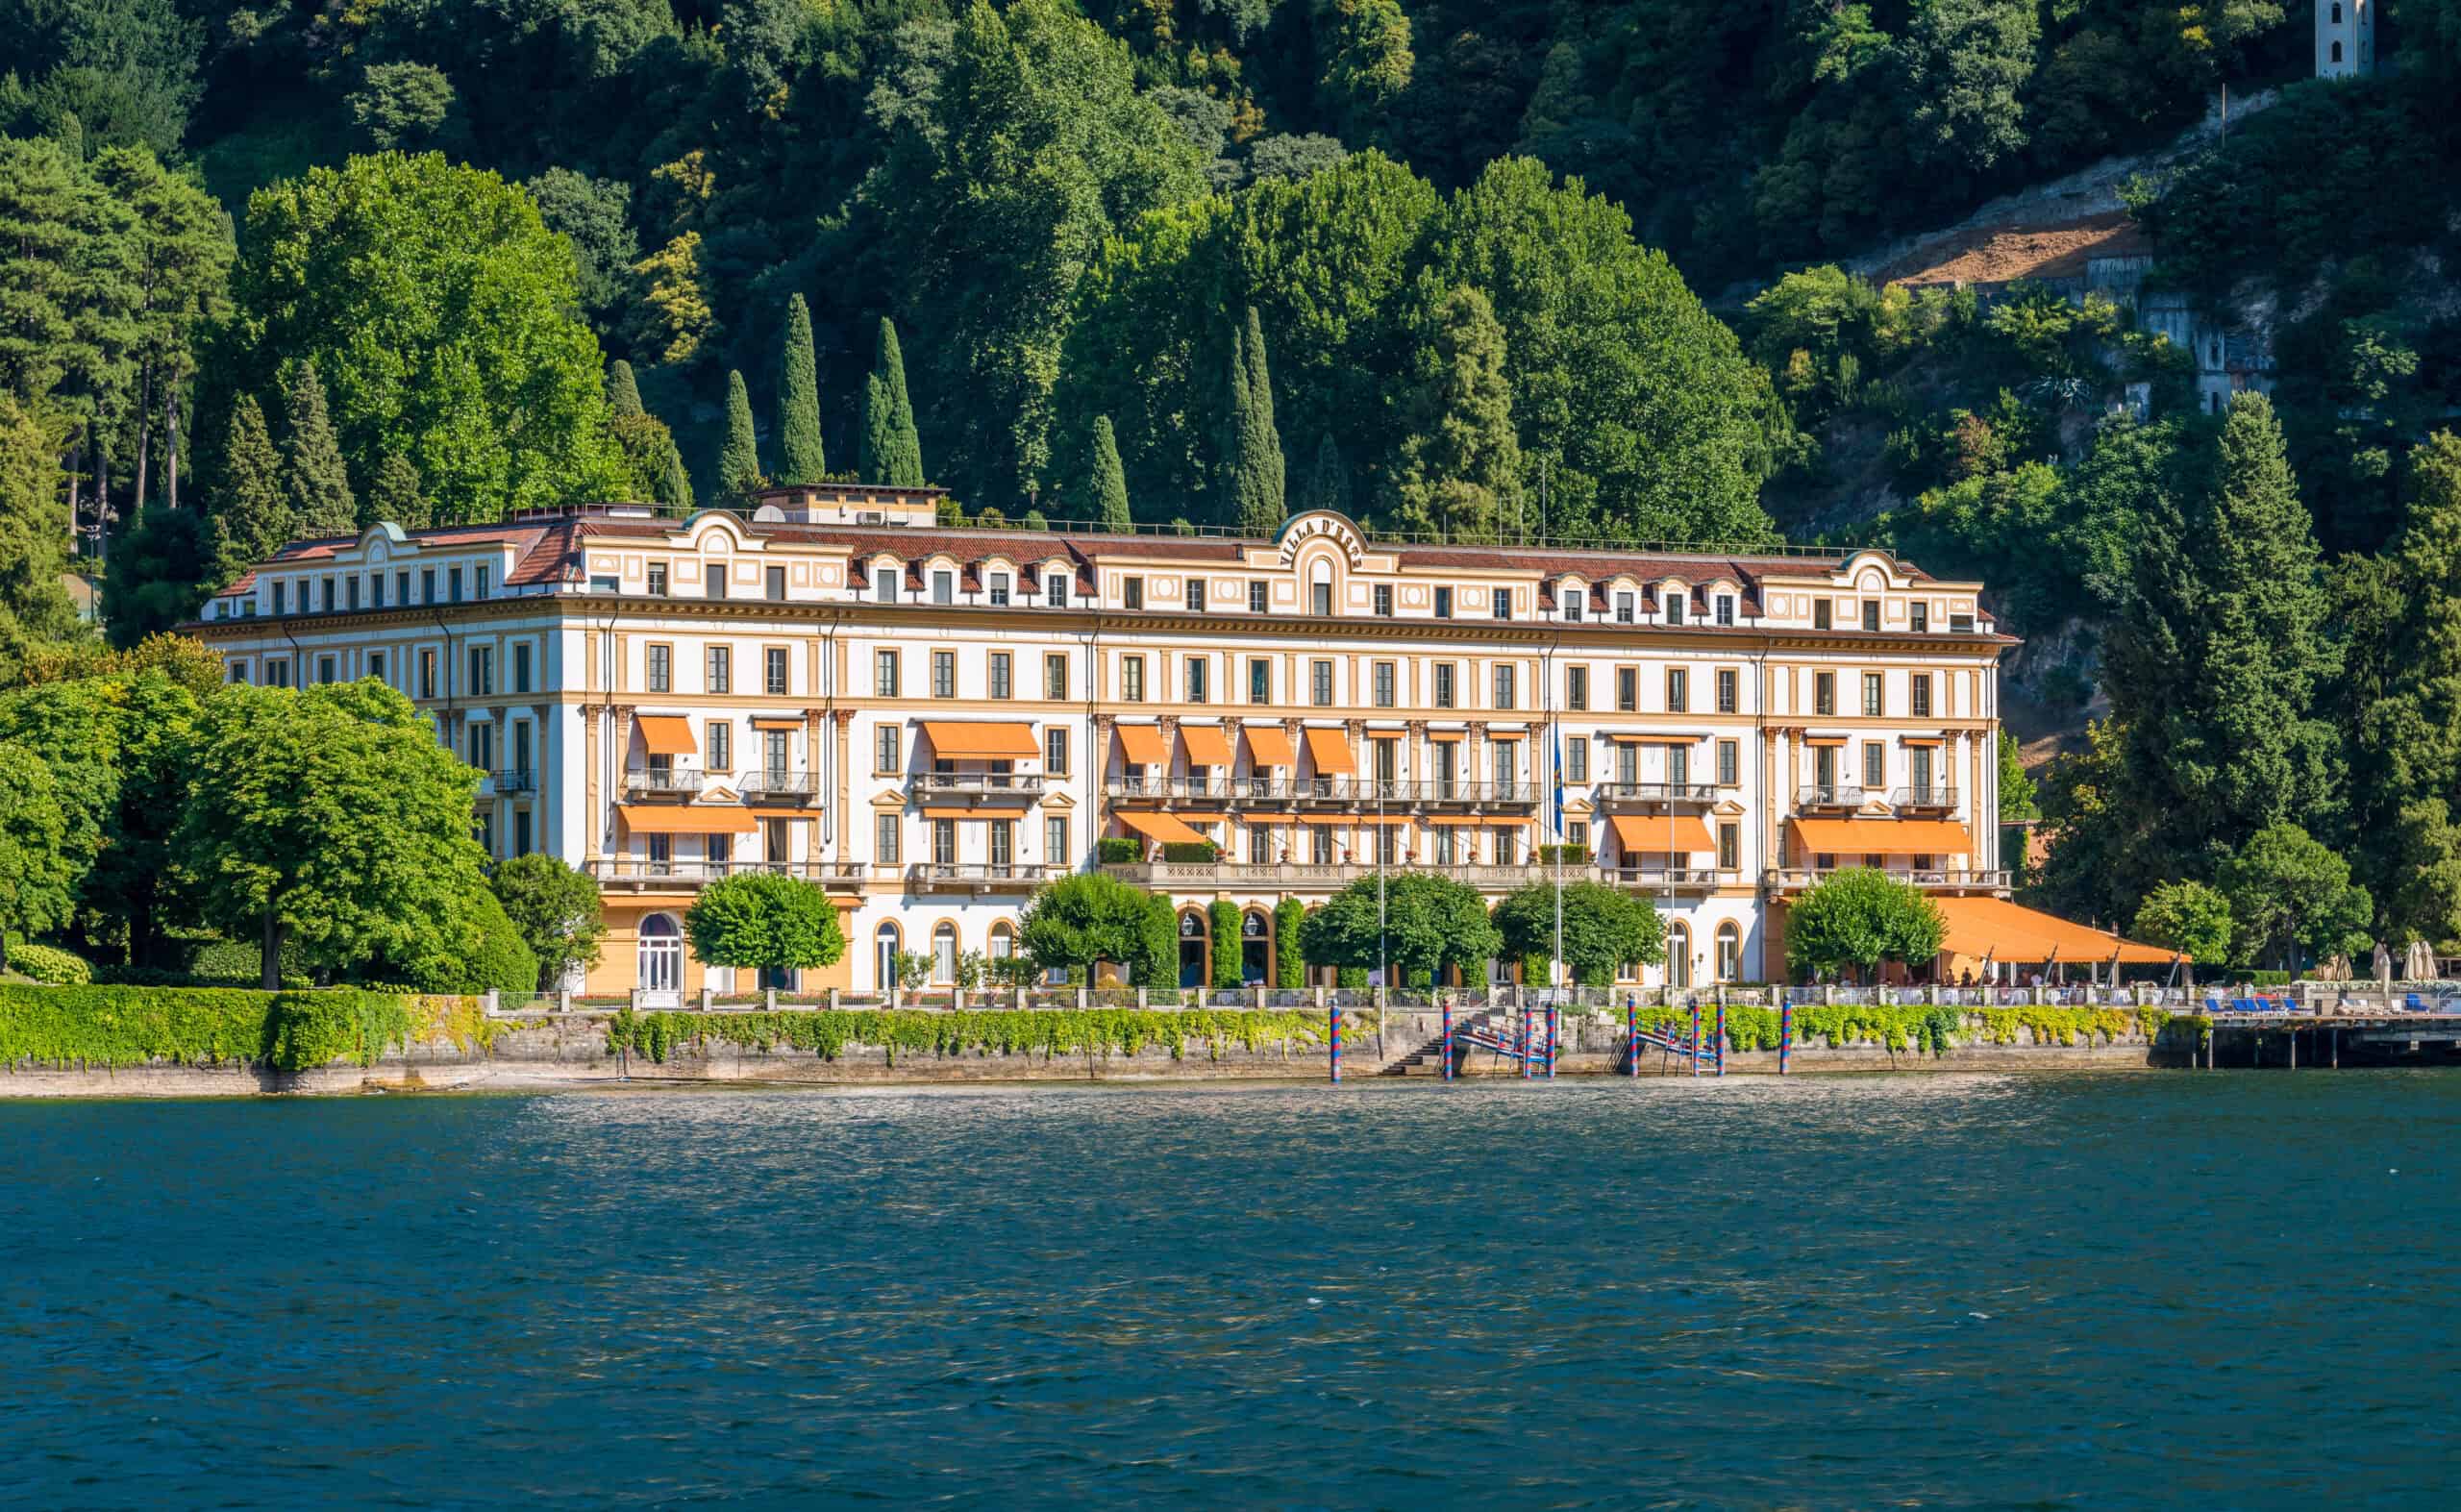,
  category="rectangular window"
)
[932,570,954,606]
[1814,672,1835,716]
[1665,668,1687,713]
[1123,577,1144,609]
[760,729,788,781]
[932,819,956,866]
[1564,739,1588,783]
[1491,588,1510,620]
[873,565,896,603]
[468,722,492,772]
[1717,738,1738,785]
[317,654,336,684]
[1909,601,1928,632]
[1249,580,1267,613]
[1184,579,1205,612]
[707,646,732,694]
[1044,653,1068,701]
[708,720,732,772]
[1715,668,1737,714]
[1434,586,1453,619]
[1716,594,1735,626]
[346,576,360,611]
[1044,727,1069,775]
[706,563,726,600]
[1046,815,1069,867]
[1433,664,1455,709]
[396,571,410,607]
[1310,582,1332,616]
[646,644,670,694]
[449,567,463,603]
[1616,591,1635,624]
[1374,584,1392,617]
[875,812,901,866]
[1911,745,1935,791]
[475,565,490,600]
[990,652,1012,700]
[513,808,532,857]
[1910,674,1932,718]
[1718,822,1739,871]
[1562,592,1582,623]
[1373,661,1395,707]
[272,582,286,614]
[1492,663,1516,710]
[1862,600,1881,632]
[764,648,787,696]
[513,643,533,694]
[932,650,956,699]
[1863,741,1885,788]
[1665,593,1683,625]
[1616,667,1637,713]
[1310,659,1333,706]
[1951,612,1975,633]
[1046,572,1068,607]
[420,569,435,606]
[1862,673,1884,717]
[418,650,435,700]
[1667,745,1689,785]
[874,650,899,699]
[1567,665,1588,711]
[1813,600,1832,631]
[875,725,900,773]
[989,572,1009,607]
[1123,657,1146,703]
[267,658,289,687]
[1184,657,1207,703]
[1248,657,1270,706]
[765,565,785,601]
[321,577,334,612]
[368,652,385,683]
[648,563,668,596]
[469,646,493,696]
